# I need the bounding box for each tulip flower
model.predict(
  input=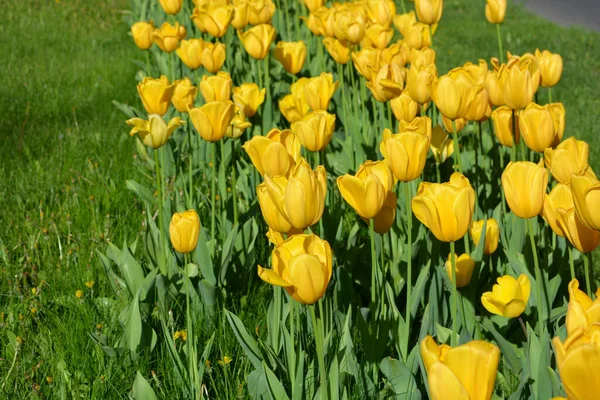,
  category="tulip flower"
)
[405,22,434,50]
[552,326,600,400]
[333,8,367,44]
[225,106,252,139]
[415,0,443,25]
[248,0,276,25]
[571,173,600,231]
[152,22,186,53]
[171,78,198,113]
[362,24,394,49]
[409,46,435,67]
[279,94,310,123]
[137,76,175,116]
[549,102,565,143]
[544,137,590,185]
[200,71,232,103]
[258,234,332,305]
[273,41,307,75]
[501,161,548,219]
[390,91,419,122]
[322,38,351,64]
[238,24,276,60]
[176,38,205,70]
[484,64,506,107]
[291,111,336,152]
[367,63,405,102]
[303,0,324,13]
[126,114,185,149]
[257,183,296,234]
[535,49,563,88]
[542,183,574,237]
[470,219,499,255]
[301,10,327,37]
[233,83,266,118]
[352,48,381,80]
[393,11,417,37]
[420,336,500,400]
[370,191,397,234]
[189,101,236,142]
[231,0,250,30]
[430,68,480,121]
[429,126,454,164]
[510,51,541,93]
[519,102,562,152]
[442,116,466,134]
[366,0,396,26]
[566,279,600,335]
[159,0,182,15]
[243,128,301,177]
[381,131,430,182]
[399,116,432,138]
[445,253,475,288]
[266,227,285,246]
[201,42,226,73]
[485,0,506,24]
[169,210,200,253]
[407,62,437,104]
[481,274,530,318]
[412,172,475,242]
[503,58,534,110]
[491,106,519,147]
[557,207,600,254]
[303,72,340,112]
[191,4,233,38]
[131,21,155,50]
